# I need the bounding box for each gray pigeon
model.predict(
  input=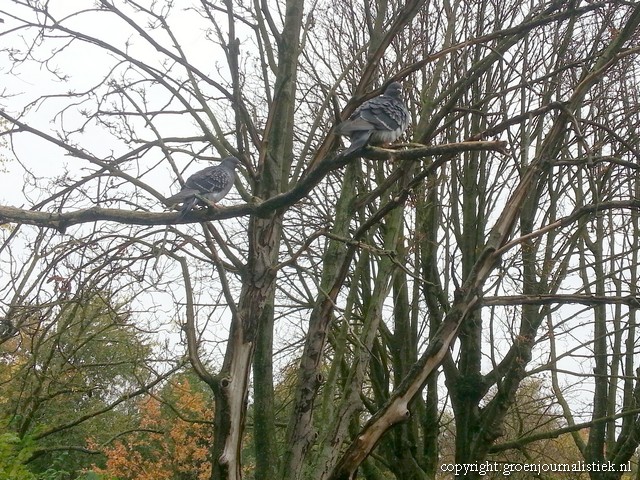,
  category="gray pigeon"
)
[336,82,410,155]
[166,156,241,221]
